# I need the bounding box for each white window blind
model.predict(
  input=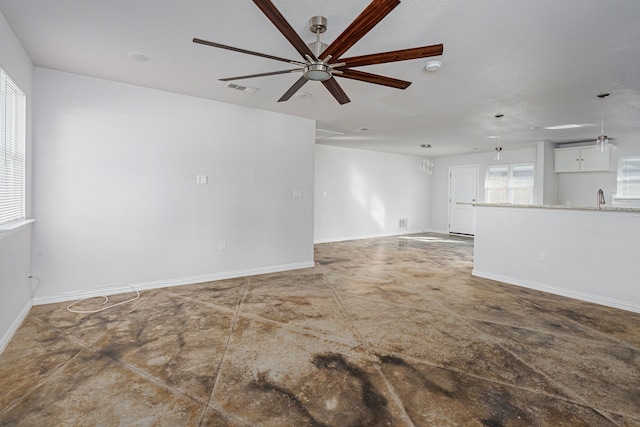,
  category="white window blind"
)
[485,163,534,204]
[0,67,26,225]
[616,156,640,199]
